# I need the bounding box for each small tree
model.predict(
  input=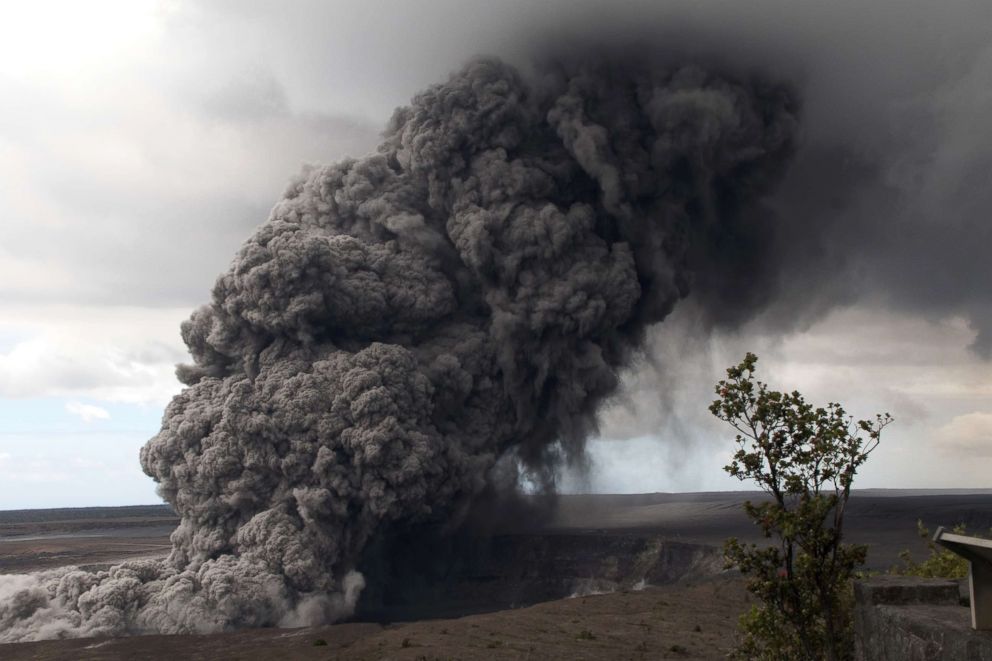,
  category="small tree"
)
[710,353,892,661]
[891,520,970,579]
